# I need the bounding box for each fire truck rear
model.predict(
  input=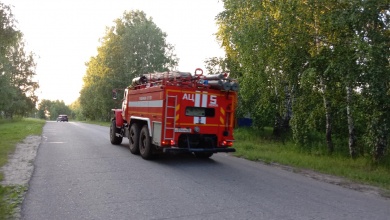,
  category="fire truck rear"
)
[110,68,238,160]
